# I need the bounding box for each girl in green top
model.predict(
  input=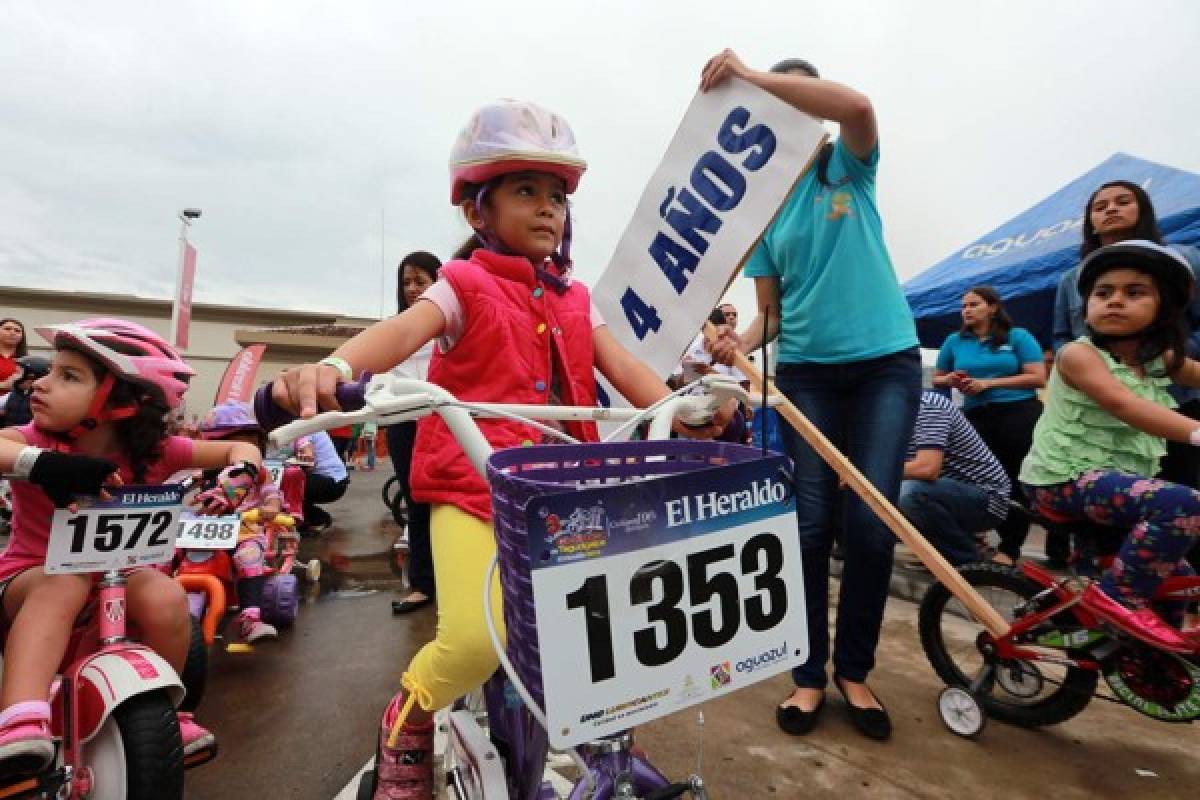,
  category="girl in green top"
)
[1021,240,1200,653]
